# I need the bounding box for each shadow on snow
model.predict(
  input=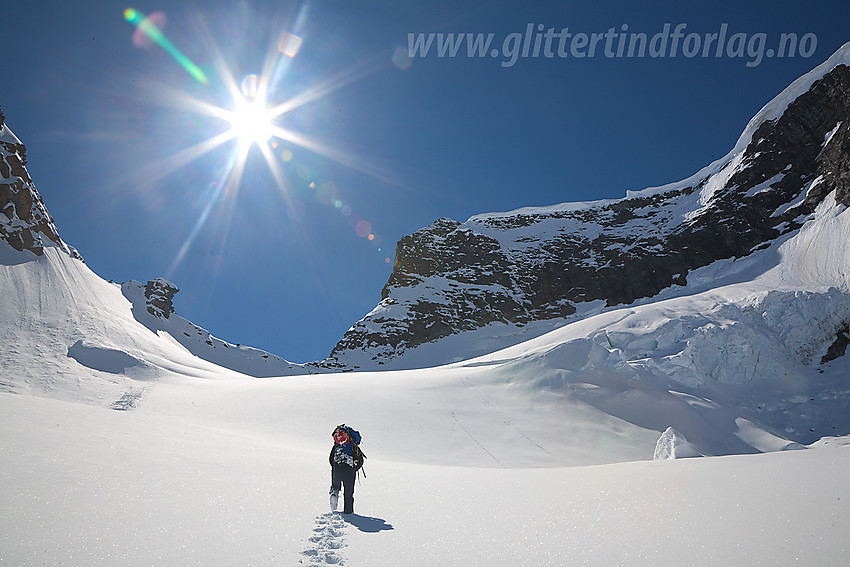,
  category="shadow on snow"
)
[341,514,393,533]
